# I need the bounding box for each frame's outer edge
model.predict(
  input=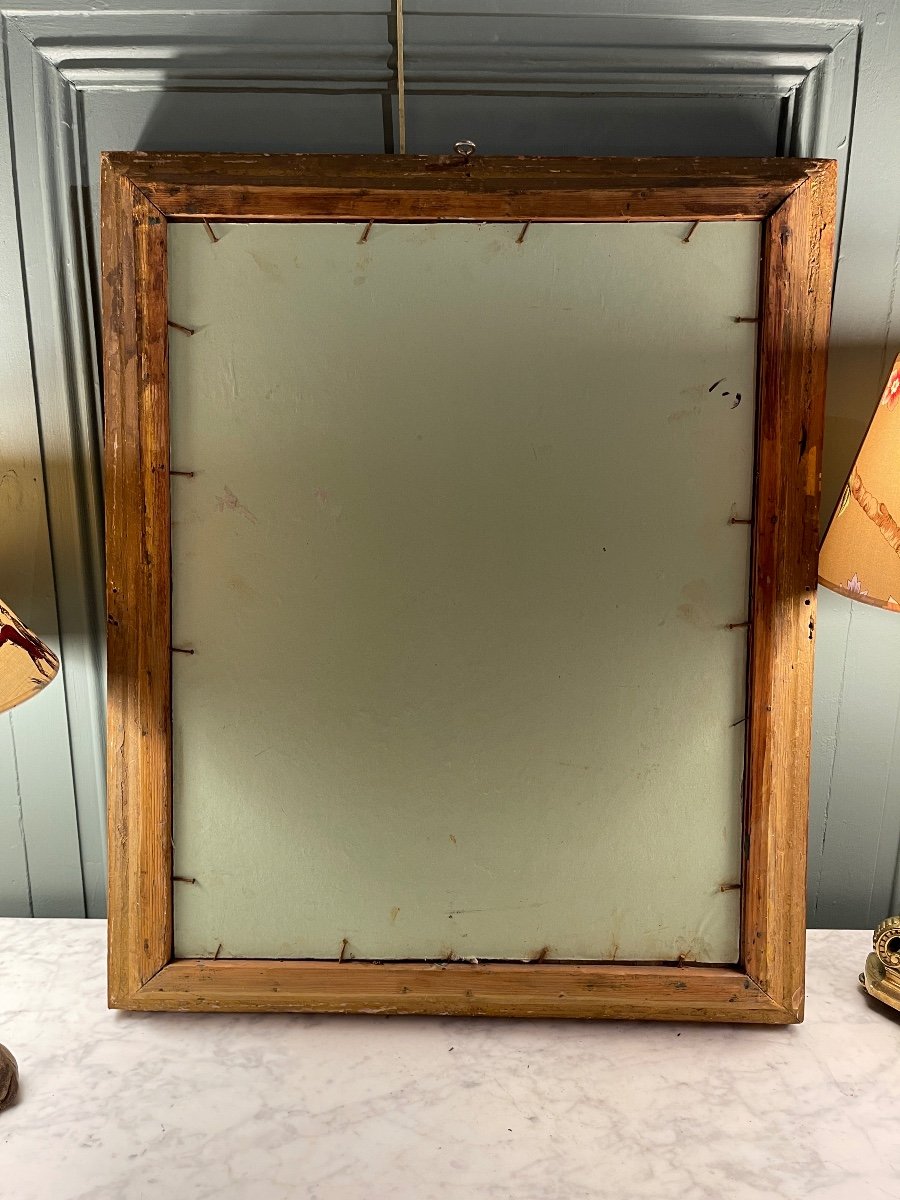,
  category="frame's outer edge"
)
[107,152,829,223]
[132,960,789,1023]
[102,155,172,1005]
[101,153,834,1019]
[744,162,837,1021]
